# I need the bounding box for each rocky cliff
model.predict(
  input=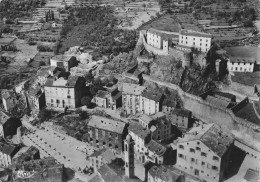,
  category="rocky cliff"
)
[138,44,229,95]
